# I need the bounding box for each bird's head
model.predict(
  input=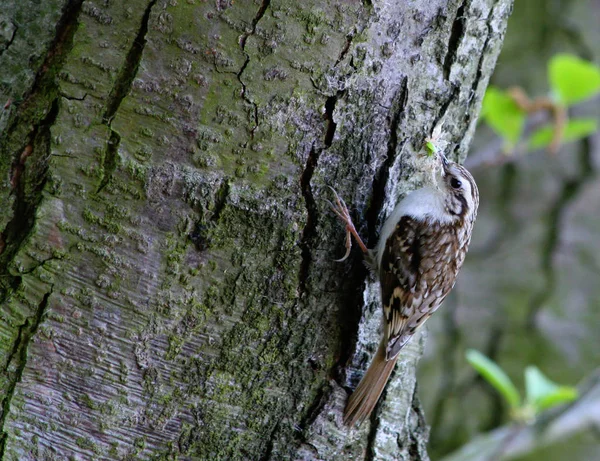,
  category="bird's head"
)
[436,152,479,221]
